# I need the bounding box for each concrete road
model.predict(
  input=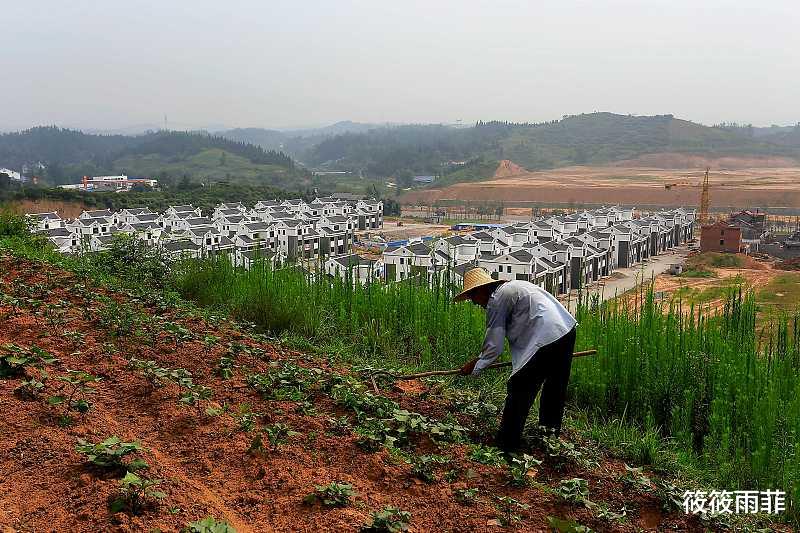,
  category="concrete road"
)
[562,245,690,312]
